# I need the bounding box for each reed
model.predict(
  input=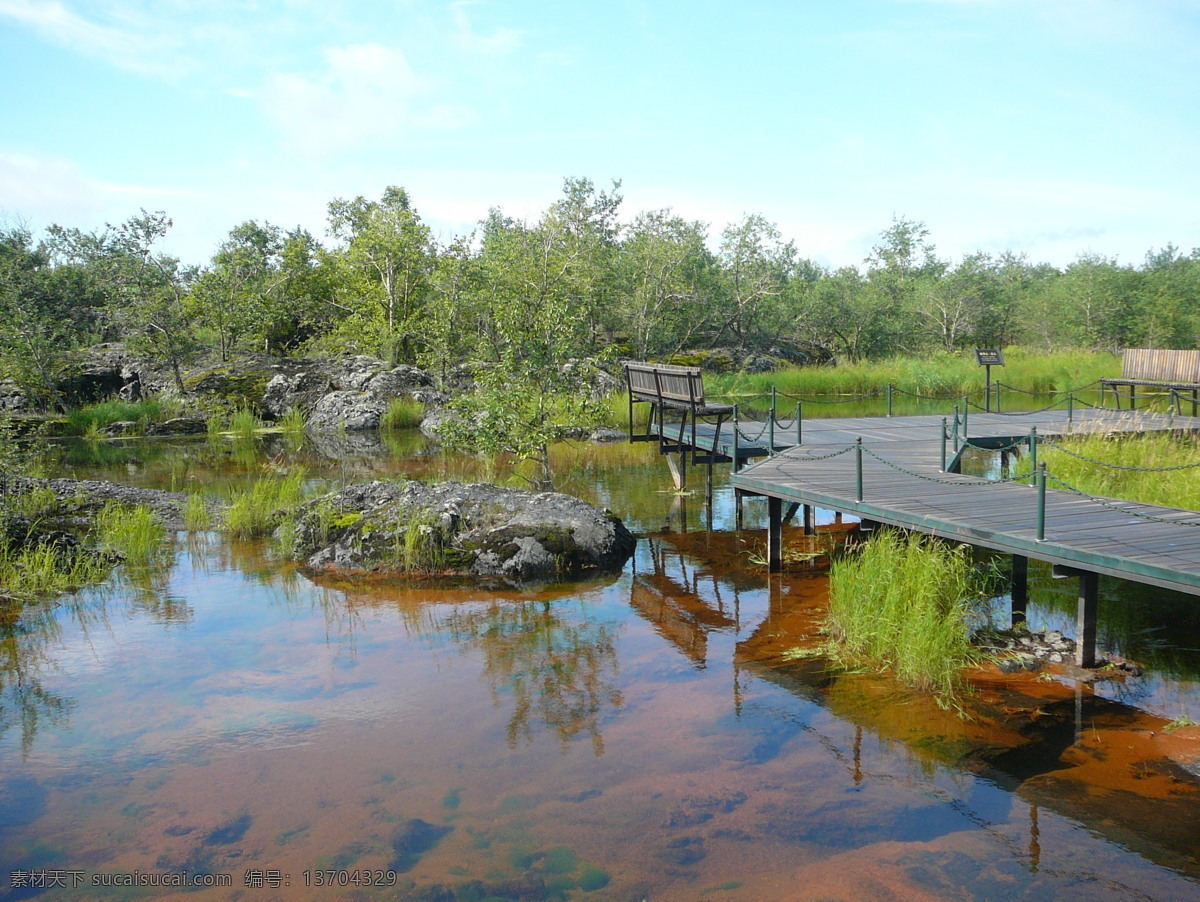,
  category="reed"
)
[95,503,166,564]
[1032,432,1200,511]
[279,407,306,434]
[825,529,990,700]
[706,347,1118,402]
[222,470,308,538]
[0,541,112,598]
[183,493,212,531]
[228,406,260,440]
[65,399,167,435]
[381,398,425,431]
